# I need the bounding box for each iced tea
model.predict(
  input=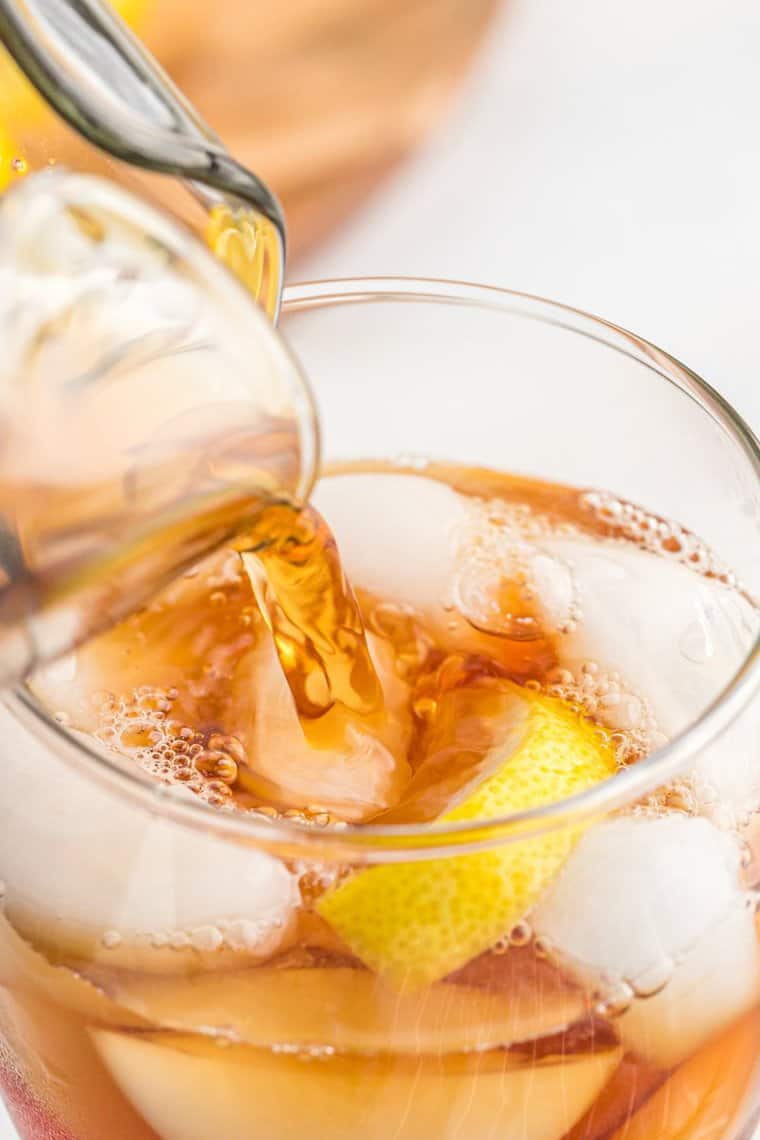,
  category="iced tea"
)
[0,462,758,1140]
